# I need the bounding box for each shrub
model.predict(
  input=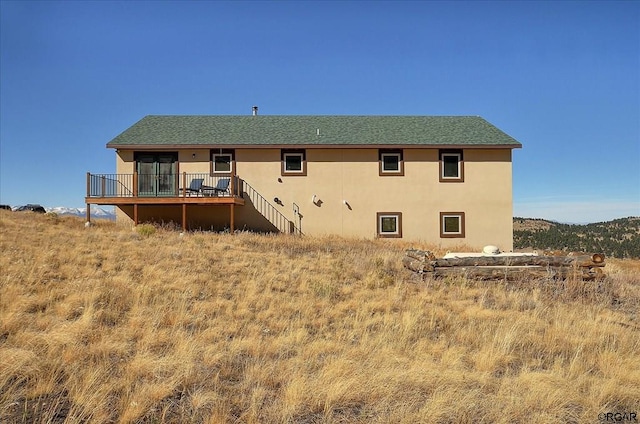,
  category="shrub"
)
[136,223,156,237]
